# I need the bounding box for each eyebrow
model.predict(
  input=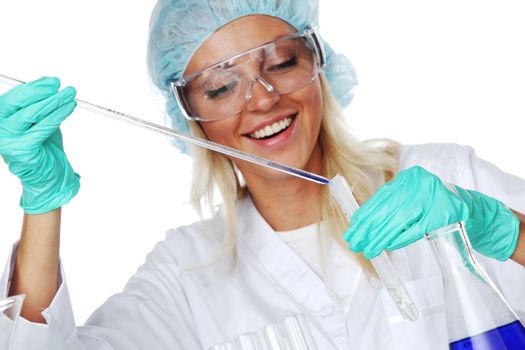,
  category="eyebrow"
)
[181,30,306,83]
[207,39,280,73]
[217,59,237,70]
